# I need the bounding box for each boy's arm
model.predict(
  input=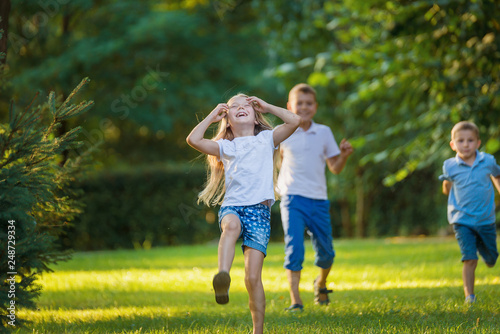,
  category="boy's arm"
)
[246,96,300,146]
[491,175,500,194]
[326,139,354,175]
[186,104,227,157]
[442,180,451,195]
